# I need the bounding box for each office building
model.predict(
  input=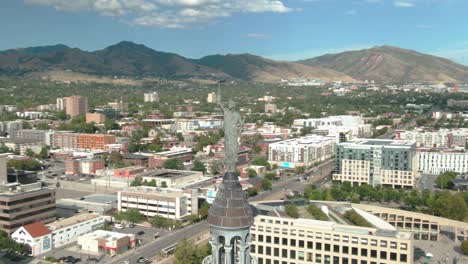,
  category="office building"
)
[118,187,198,220]
[172,118,223,132]
[333,139,418,188]
[268,135,335,168]
[65,95,88,117]
[0,120,23,133]
[250,201,413,264]
[293,115,364,129]
[417,150,468,175]
[86,113,106,124]
[0,177,56,235]
[10,129,54,146]
[144,92,160,103]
